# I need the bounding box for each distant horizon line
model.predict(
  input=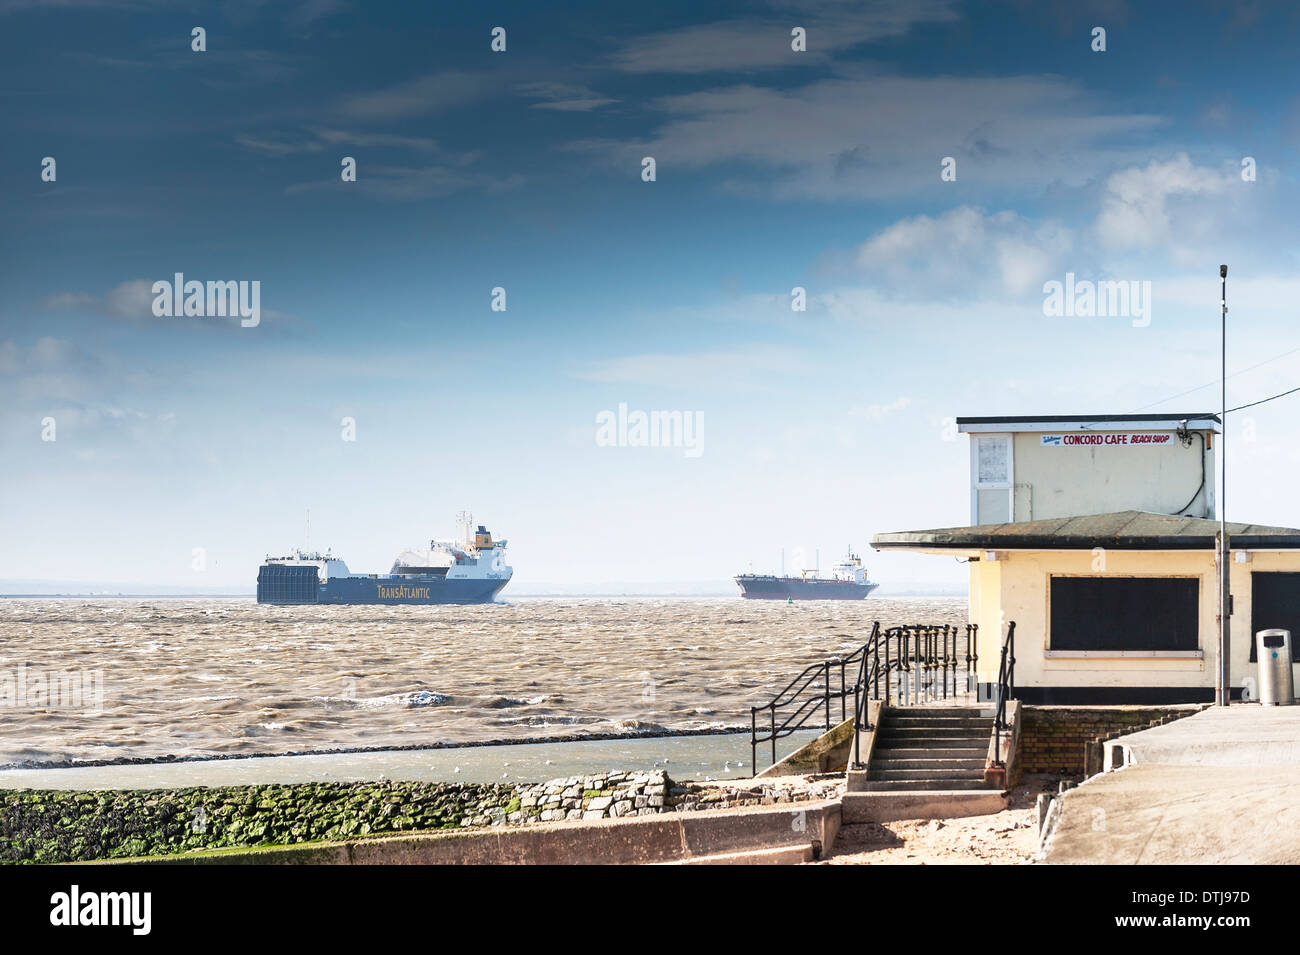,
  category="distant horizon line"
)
[0,587,967,599]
